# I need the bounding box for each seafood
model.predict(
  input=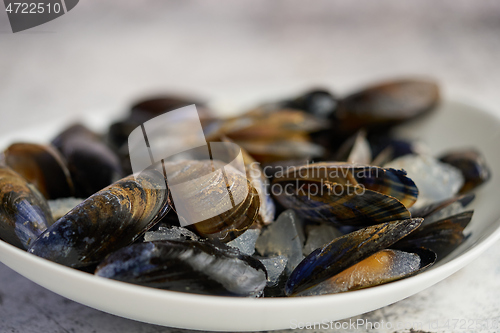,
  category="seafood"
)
[282,89,338,119]
[384,154,464,209]
[52,124,124,198]
[393,211,473,260]
[296,248,435,296]
[285,218,423,295]
[333,79,440,136]
[95,240,267,297]
[272,163,417,226]
[0,166,54,249]
[3,143,74,199]
[164,159,260,242]
[0,77,492,298]
[28,169,170,268]
[439,149,491,194]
